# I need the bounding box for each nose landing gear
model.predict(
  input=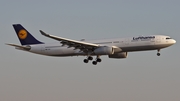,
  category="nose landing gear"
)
[157,49,161,56]
[157,53,160,56]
